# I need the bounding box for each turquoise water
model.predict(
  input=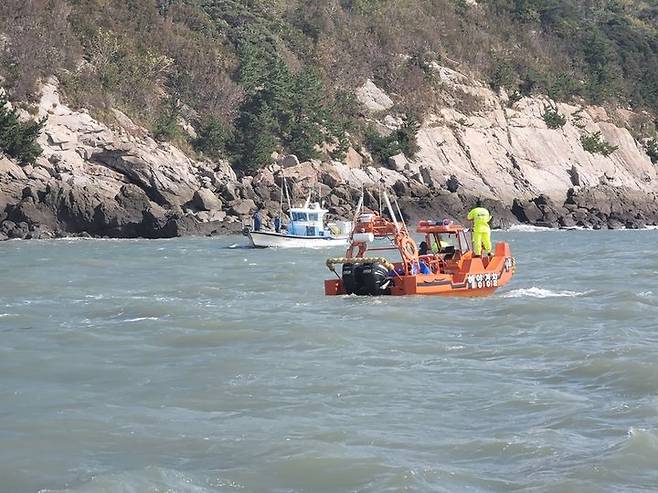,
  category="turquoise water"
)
[1,230,658,492]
